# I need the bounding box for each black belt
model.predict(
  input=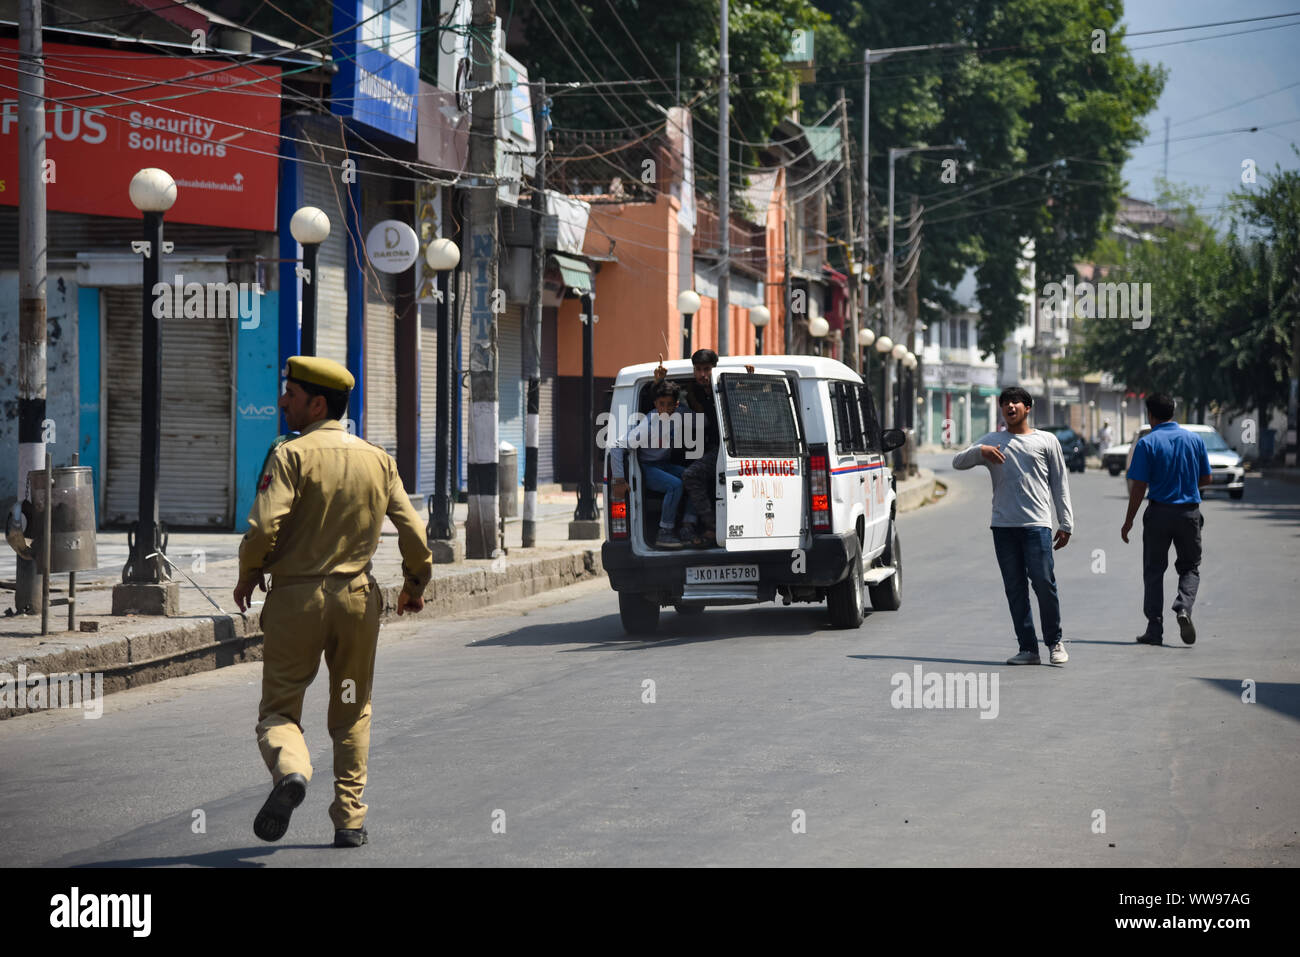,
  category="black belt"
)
[1148,500,1198,510]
